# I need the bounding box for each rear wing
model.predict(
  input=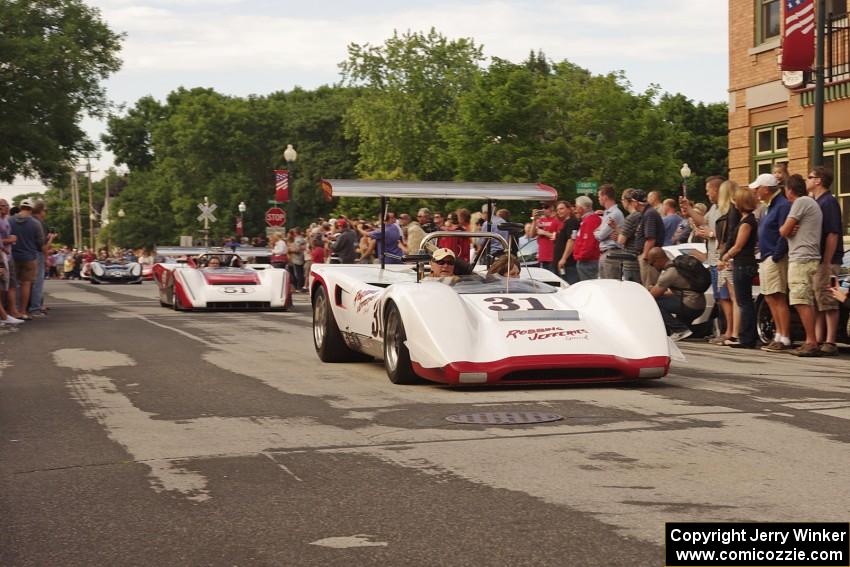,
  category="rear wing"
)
[156,246,272,258]
[321,179,559,269]
[321,179,557,201]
